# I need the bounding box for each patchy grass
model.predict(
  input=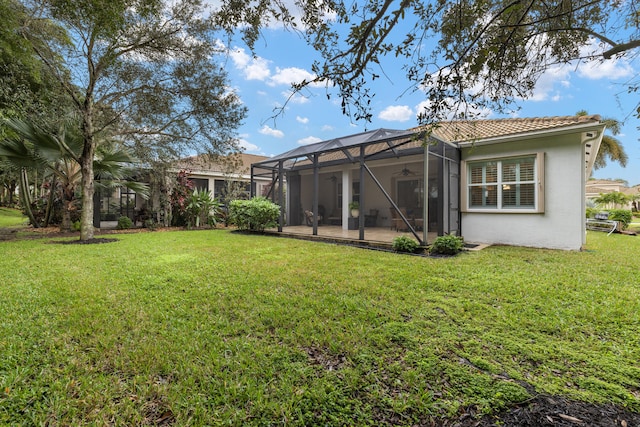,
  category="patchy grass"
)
[0,227,639,425]
[0,208,26,228]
